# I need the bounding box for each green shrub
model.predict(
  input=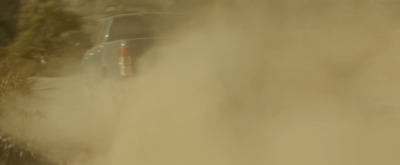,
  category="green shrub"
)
[0,73,31,97]
[8,0,81,60]
[0,47,7,57]
[2,0,87,77]
[0,73,31,115]
[0,72,33,118]
[0,55,42,77]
